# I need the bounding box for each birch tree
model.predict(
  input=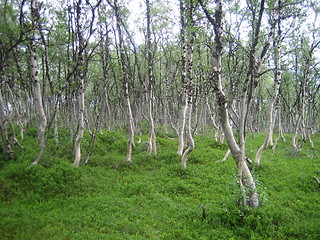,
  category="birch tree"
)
[146,0,156,156]
[30,0,47,165]
[107,0,135,163]
[255,1,280,165]
[72,0,86,167]
[180,0,196,168]
[73,0,101,167]
[198,0,259,208]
